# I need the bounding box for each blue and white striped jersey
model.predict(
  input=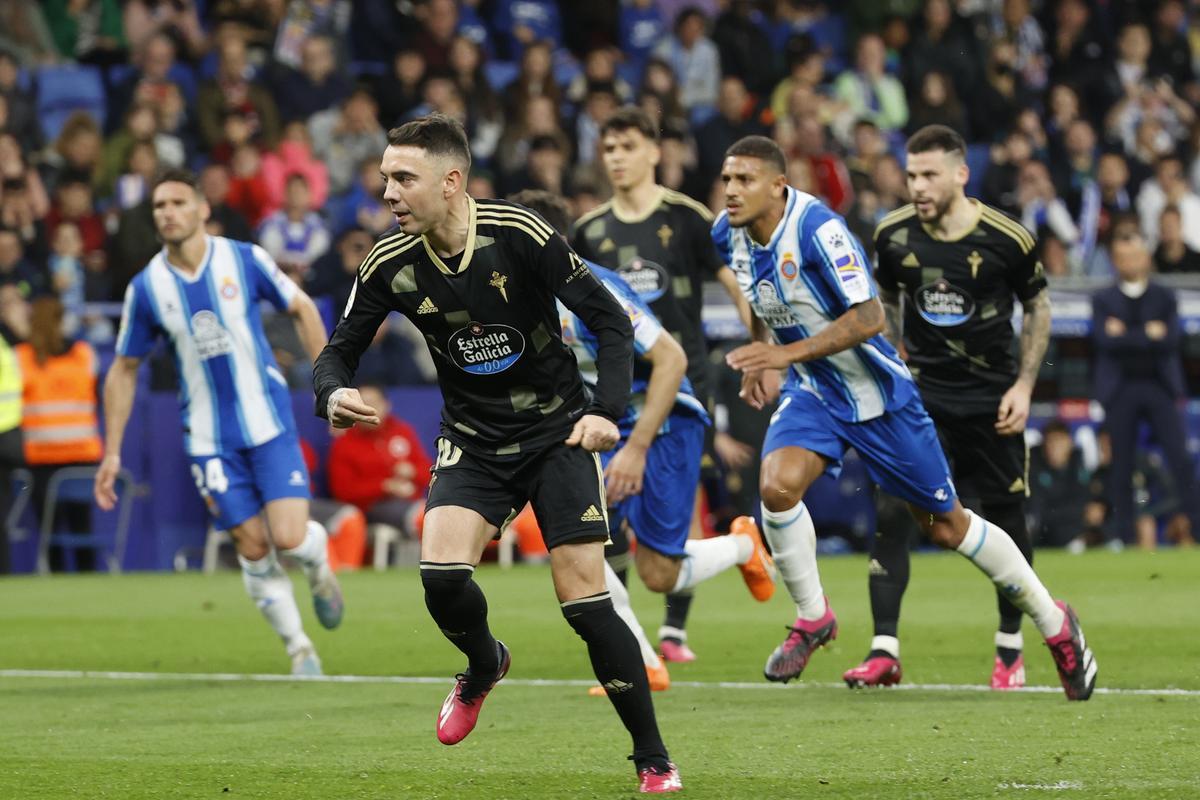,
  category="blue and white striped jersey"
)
[558,261,709,435]
[712,187,915,422]
[116,236,300,456]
